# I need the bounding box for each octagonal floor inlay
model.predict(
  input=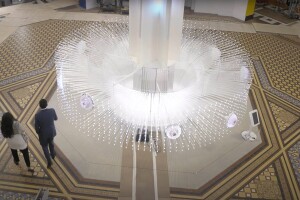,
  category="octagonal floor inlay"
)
[0,18,299,199]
